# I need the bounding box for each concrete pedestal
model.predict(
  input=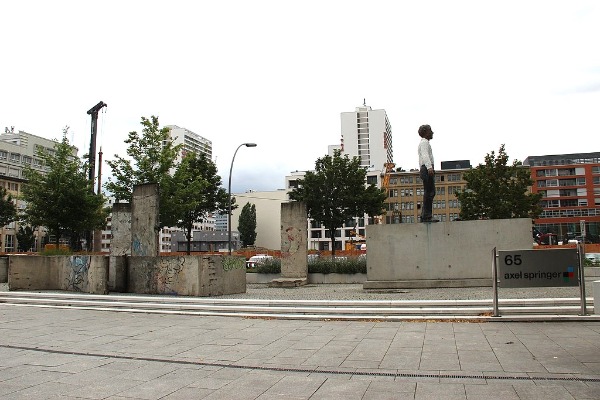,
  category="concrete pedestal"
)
[364,218,533,289]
